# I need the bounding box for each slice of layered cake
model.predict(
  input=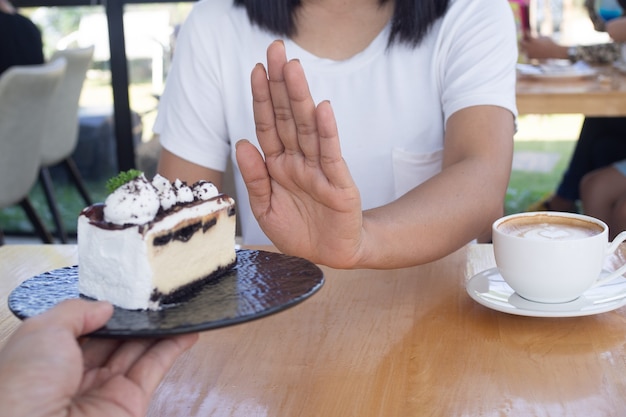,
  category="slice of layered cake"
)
[78,171,237,310]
